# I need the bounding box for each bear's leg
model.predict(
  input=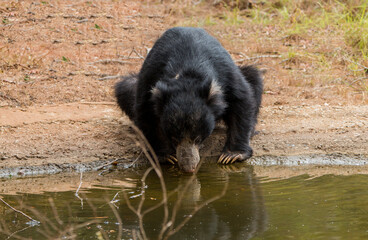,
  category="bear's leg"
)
[218,98,255,164]
[239,65,264,138]
[135,102,177,164]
